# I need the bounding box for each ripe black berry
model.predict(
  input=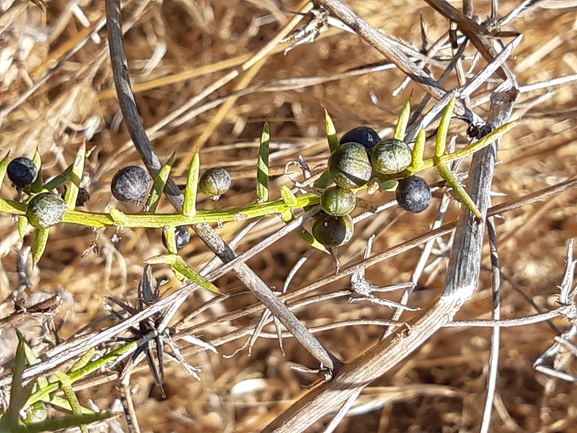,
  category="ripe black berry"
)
[111,166,150,205]
[162,225,191,251]
[340,126,381,152]
[312,213,354,248]
[328,142,372,189]
[198,167,231,198]
[26,193,67,229]
[7,157,38,188]
[395,176,432,213]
